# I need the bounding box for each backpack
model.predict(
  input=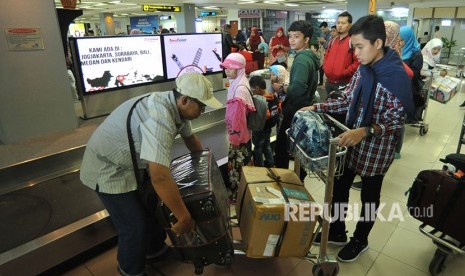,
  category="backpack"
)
[264,95,279,130]
[235,85,268,131]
